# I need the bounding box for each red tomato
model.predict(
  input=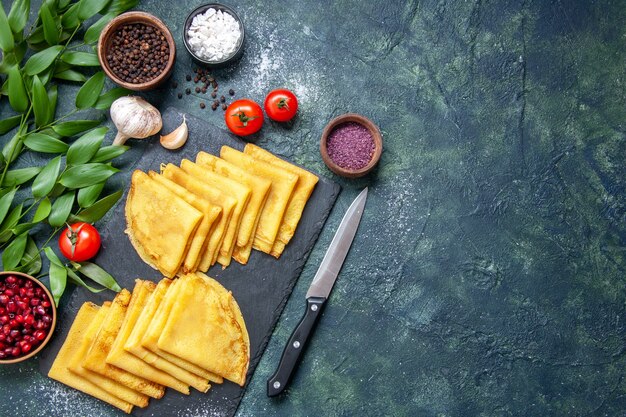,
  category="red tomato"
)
[264,89,298,122]
[225,99,264,136]
[58,222,101,262]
